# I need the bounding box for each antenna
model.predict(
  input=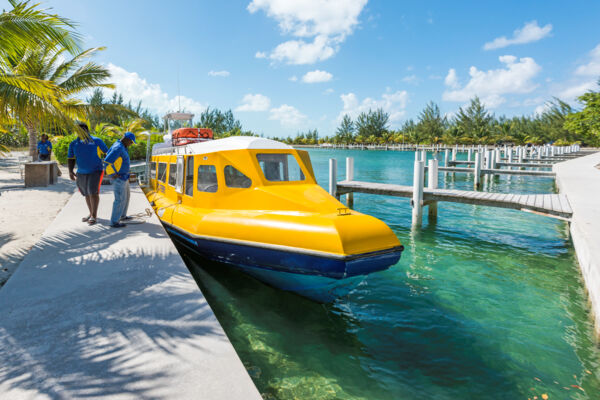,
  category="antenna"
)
[177,66,181,112]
